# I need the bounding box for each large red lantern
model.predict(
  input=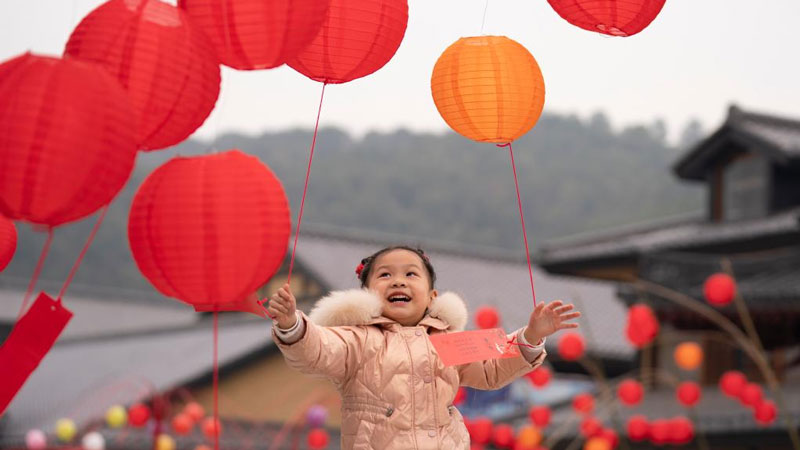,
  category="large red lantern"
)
[558,332,585,361]
[676,381,701,407]
[625,304,659,348]
[529,406,551,428]
[65,0,220,151]
[0,54,137,226]
[289,0,408,84]
[703,273,736,306]
[719,370,747,398]
[0,215,16,271]
[626,416,649,442]
[617,379,643,406]
[546,0,666,37]
[179,0,329,71]
[128,150,290,311]
[475,306,500,329]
